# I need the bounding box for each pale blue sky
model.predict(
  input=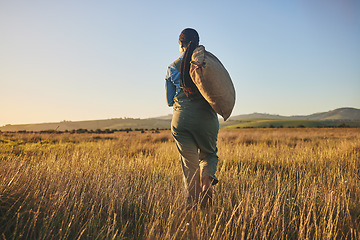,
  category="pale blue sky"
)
[1,0,359,126]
